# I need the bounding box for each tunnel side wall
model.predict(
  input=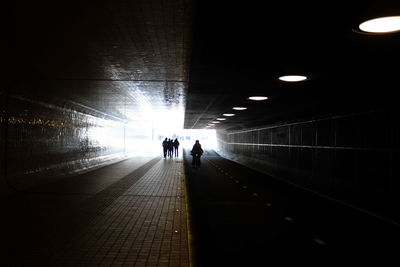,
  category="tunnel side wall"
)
[216,109,399,221]
[0,93,130,196]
